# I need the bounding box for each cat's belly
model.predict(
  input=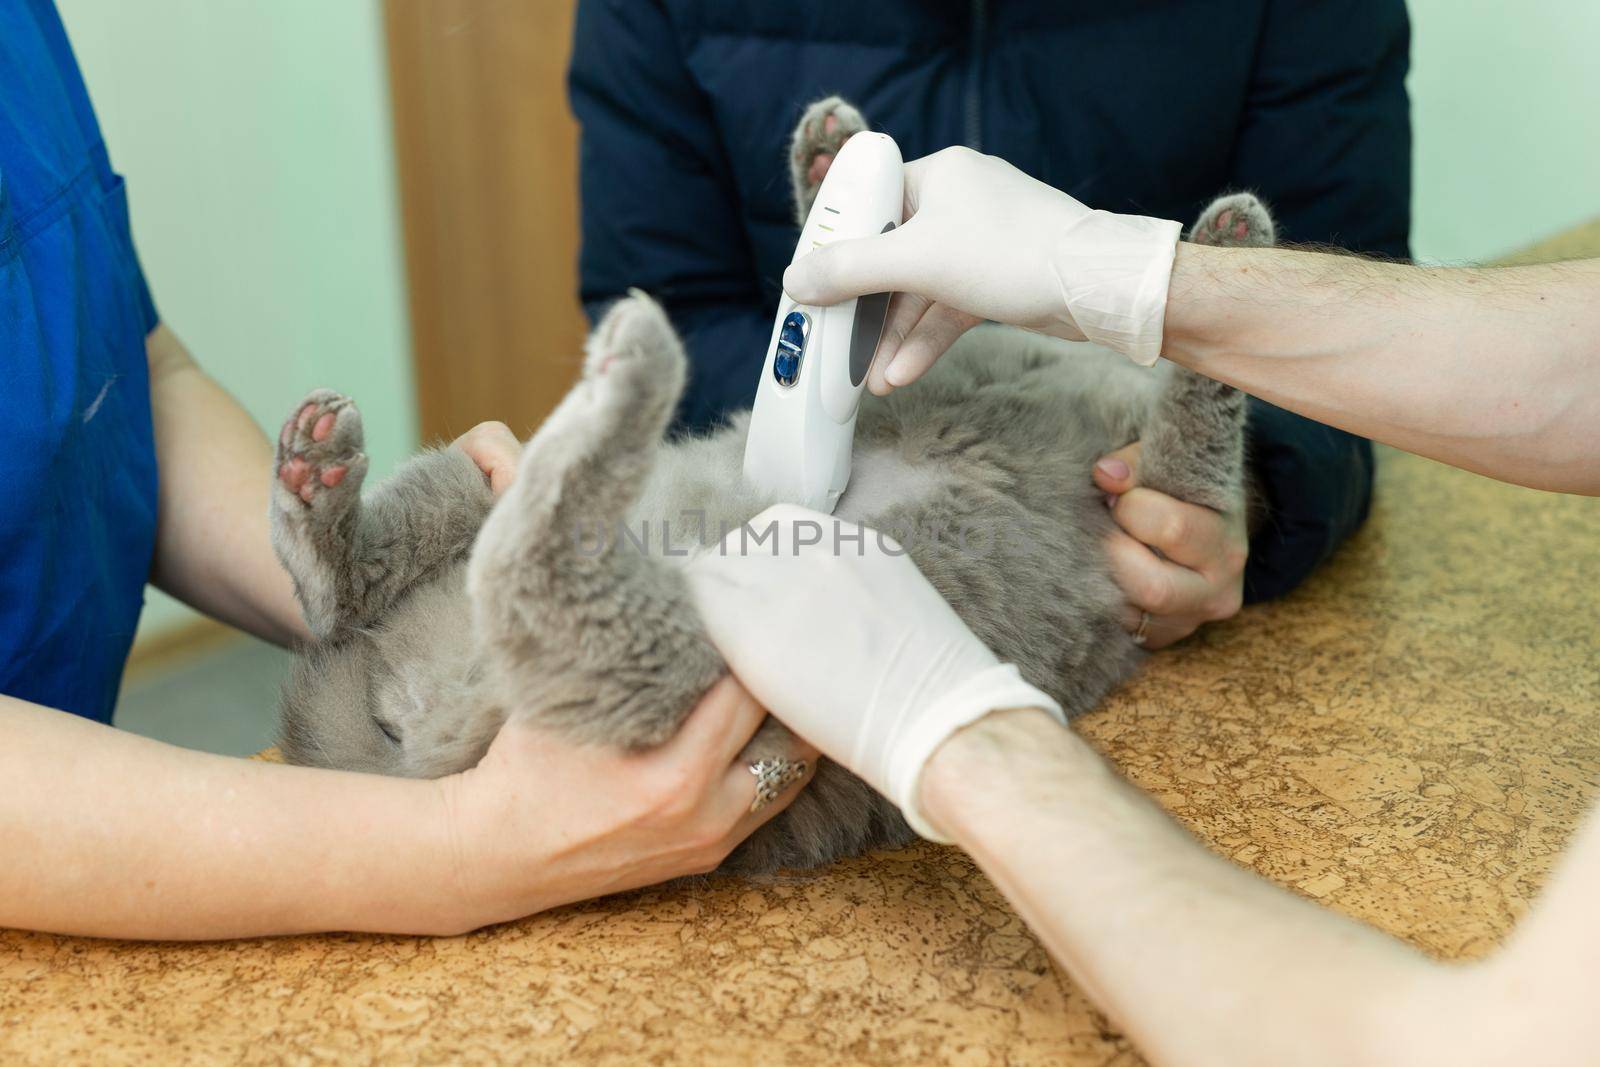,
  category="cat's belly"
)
[834,445,953,523]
